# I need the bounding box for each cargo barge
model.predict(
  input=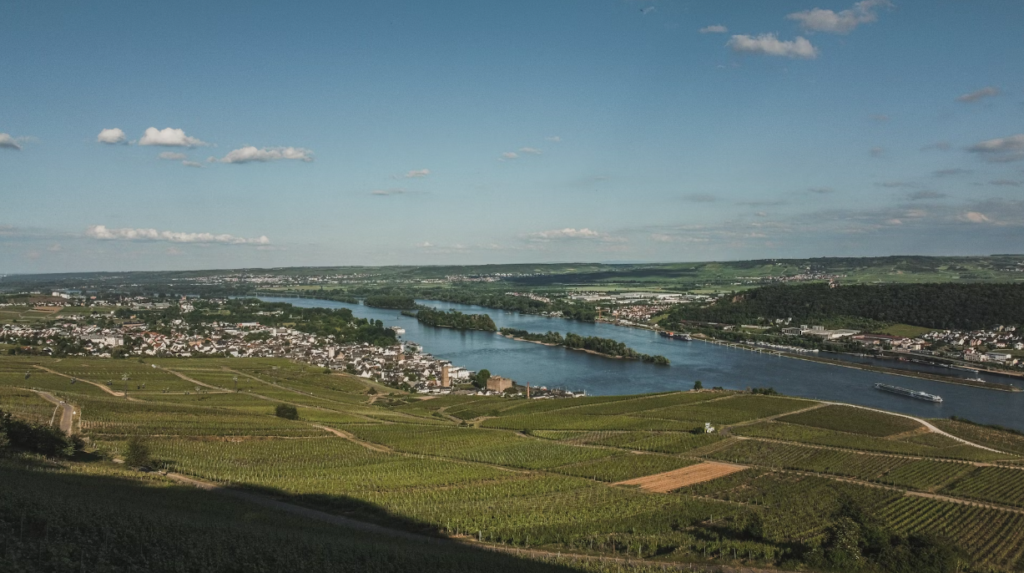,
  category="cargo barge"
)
[873,382,943,403]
